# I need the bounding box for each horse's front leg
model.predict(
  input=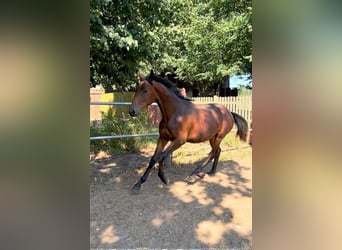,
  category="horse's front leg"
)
[132,137,168,190]
[157,148,173,185]
[158,138,185,163]
[155,138,185,184]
